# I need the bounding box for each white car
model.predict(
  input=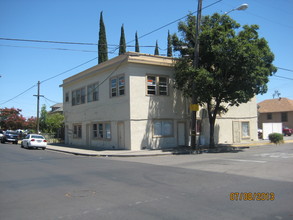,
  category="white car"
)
[21,134,47,150]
